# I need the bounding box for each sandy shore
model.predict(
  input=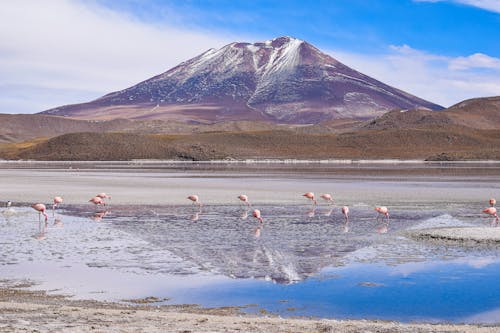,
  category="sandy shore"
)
[408,227,500,245]
[0,286,498,333]
[0,163,498,205]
